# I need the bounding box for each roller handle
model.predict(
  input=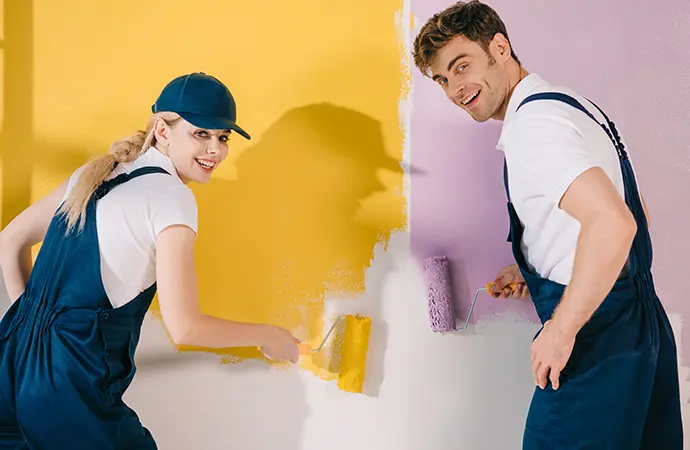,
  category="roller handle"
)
[297,313,349,356]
